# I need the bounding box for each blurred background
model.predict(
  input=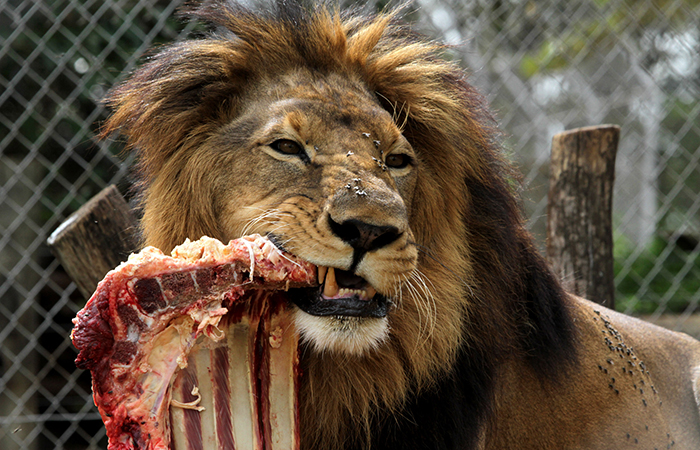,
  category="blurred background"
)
[1,0,699,448]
